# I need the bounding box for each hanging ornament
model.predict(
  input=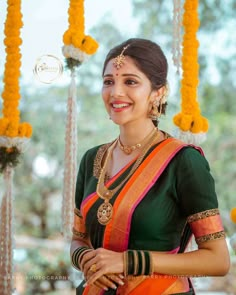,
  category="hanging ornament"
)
[172,0,184,74]
[0,0,32,293]
[173,0,209,144]
[61,0,99,240]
